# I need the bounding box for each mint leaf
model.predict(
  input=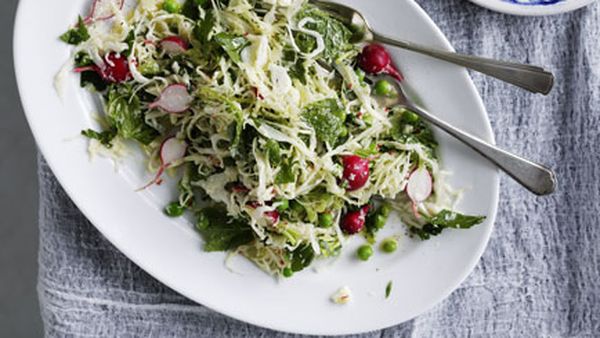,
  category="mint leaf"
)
[290,244,315,272]
[294,6,353,61]
[302,99,346,145]
[411,210,486,240]
[60,17,90,45]
[195,205,254,252]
